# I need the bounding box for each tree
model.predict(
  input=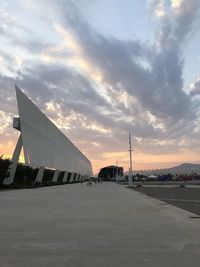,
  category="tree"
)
[0,155,10,186]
